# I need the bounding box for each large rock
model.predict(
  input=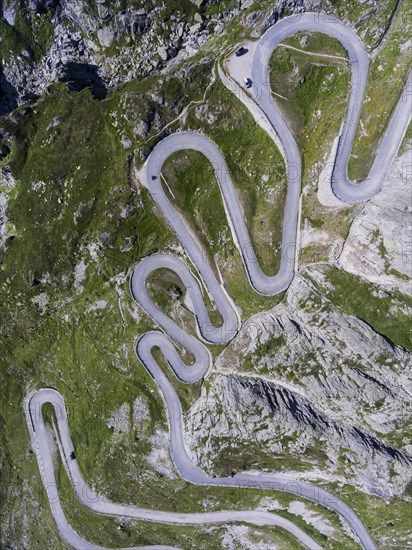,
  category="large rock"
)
[97,26,114,47]
[157,46,169,61]
[189,22,202,34]
[97,3,109,19]
[338,149,412,294]
[135,119,149,138]
[177,22,186,37]
[3,2,17,24]
[185,271,412,497]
